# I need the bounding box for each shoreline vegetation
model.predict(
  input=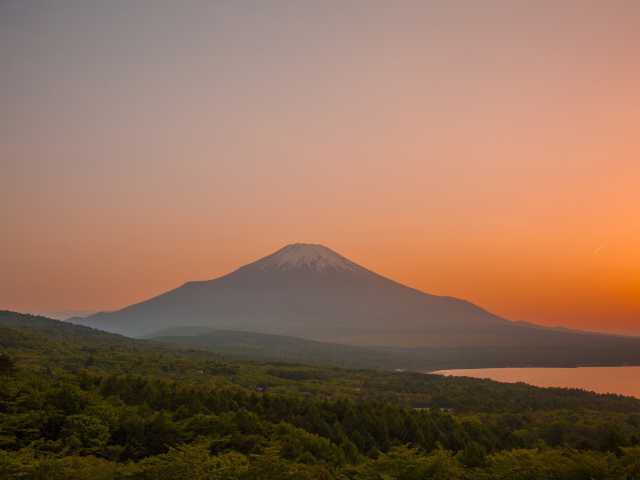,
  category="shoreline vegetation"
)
[433,366,640,400]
